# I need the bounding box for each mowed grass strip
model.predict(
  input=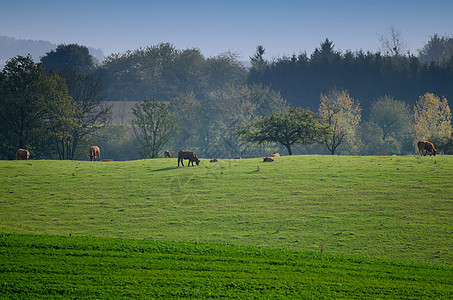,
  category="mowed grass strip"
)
[0,155,452,265]
[1,233,452,299]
